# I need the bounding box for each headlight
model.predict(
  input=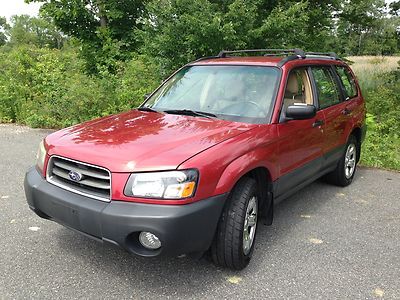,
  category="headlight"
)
[36,140,47,172]
[124,170,198,199]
